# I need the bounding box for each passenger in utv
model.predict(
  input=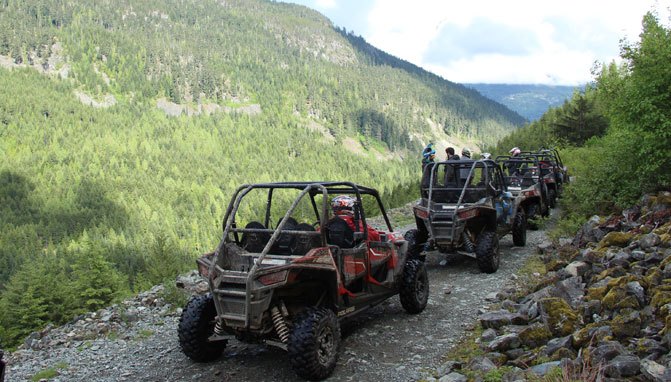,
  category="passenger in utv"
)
[459,147,472,184]
[331,195,380,242]
[445,146,460,161]
[506,146,523,175]
[421,143,436,170]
